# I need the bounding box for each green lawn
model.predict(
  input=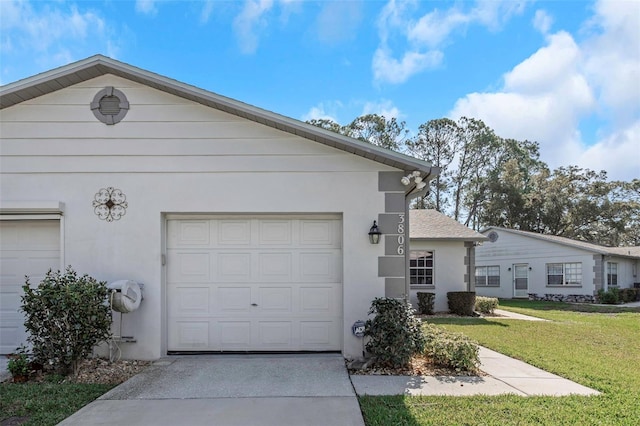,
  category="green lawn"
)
[359,300,640,426]
[0,382,114,426]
